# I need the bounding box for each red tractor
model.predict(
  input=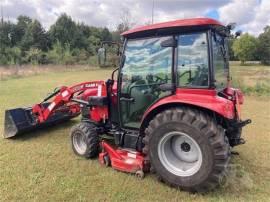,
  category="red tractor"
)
[4,18,251,192]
